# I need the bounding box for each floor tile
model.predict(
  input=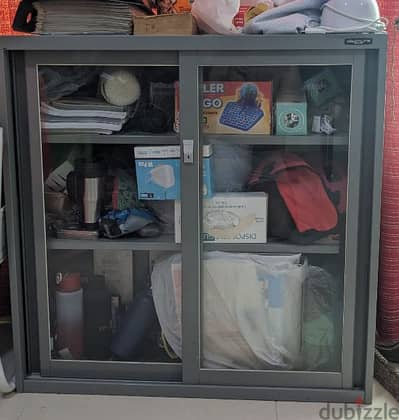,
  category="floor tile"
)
[2,379,399,420]
[0,392,25,420]
[15,394,276,420]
